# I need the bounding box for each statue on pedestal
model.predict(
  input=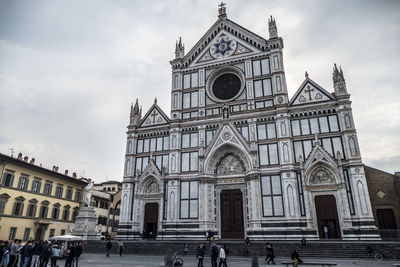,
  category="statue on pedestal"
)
[83,180,94,207]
